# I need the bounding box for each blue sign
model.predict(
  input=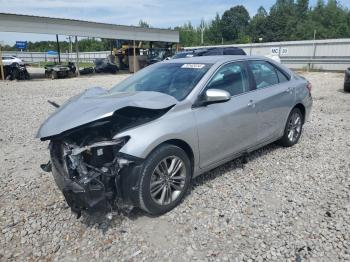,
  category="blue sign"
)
[15,41,27,49]
[47,50,58,55]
